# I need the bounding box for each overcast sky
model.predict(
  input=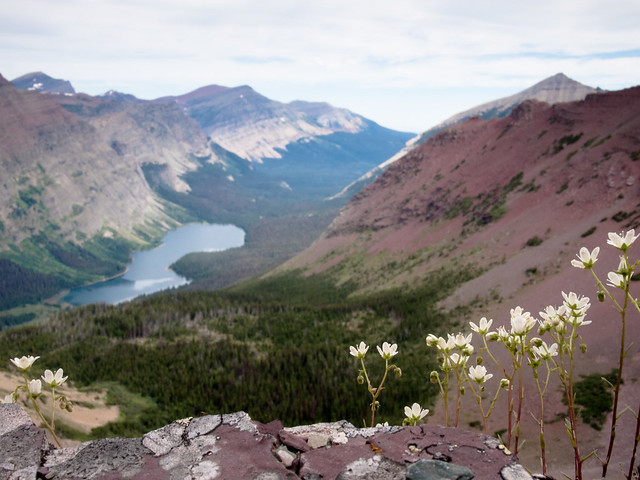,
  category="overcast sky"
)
[2,0,638,132]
